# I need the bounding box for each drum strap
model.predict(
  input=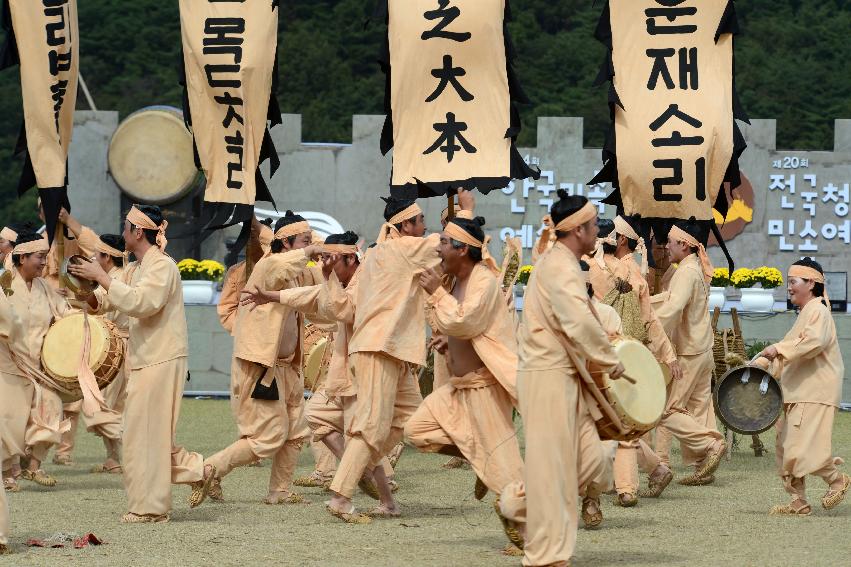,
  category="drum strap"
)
[78,313,108,417]
[556,329,627,435]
